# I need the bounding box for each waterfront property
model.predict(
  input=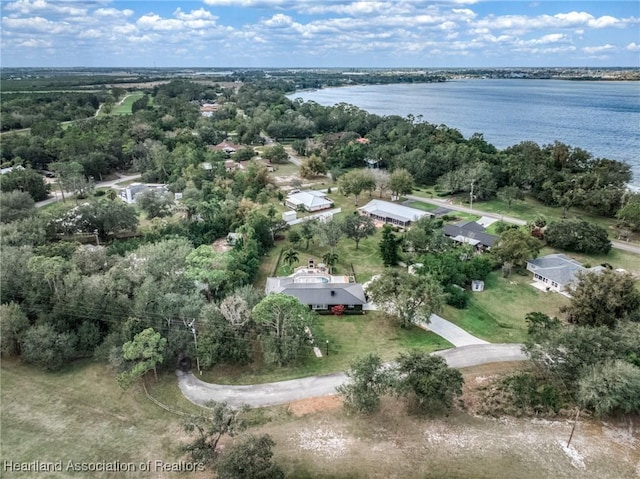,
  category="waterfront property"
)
[358,199,431,228]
